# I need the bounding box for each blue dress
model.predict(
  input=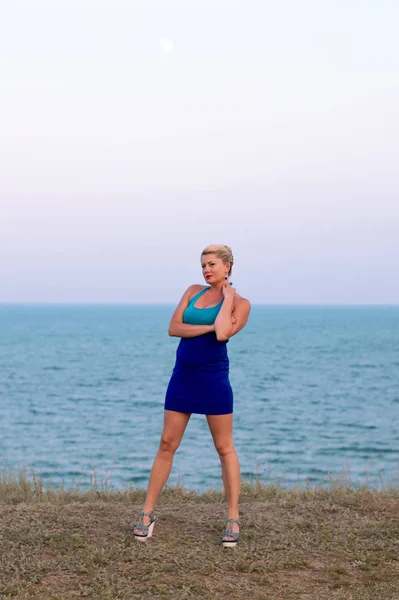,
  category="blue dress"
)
[164,287,233,415]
